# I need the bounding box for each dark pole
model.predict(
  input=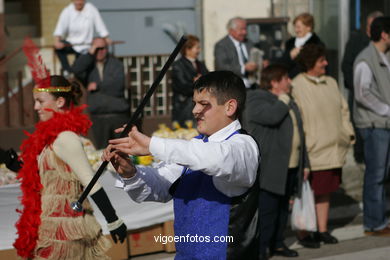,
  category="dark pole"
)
[71,36,187,212]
